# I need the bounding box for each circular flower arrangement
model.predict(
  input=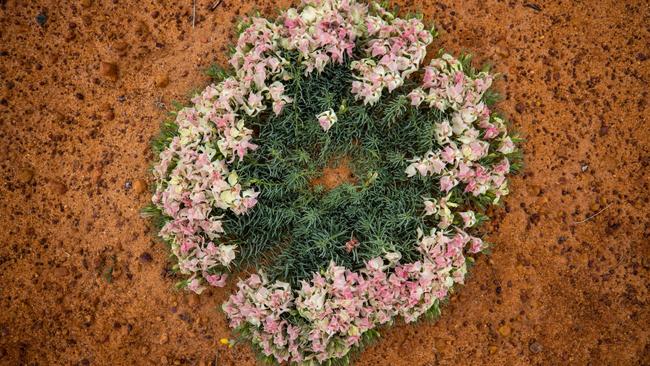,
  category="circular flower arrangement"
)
[145,0,520,364]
